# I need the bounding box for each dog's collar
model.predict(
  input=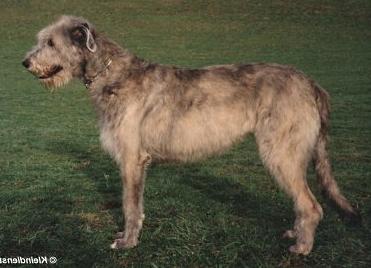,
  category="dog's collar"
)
[84,58,112,88]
